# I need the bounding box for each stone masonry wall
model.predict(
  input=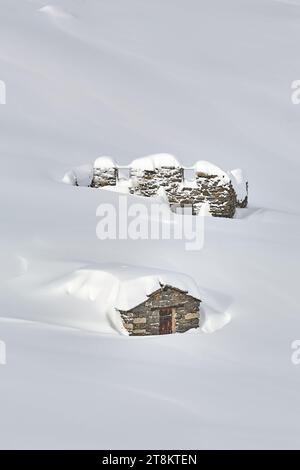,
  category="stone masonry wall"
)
[118,285,200,336]
[91,167,118,188]
[194,175,237,218]
[130,167,183,198]
[167,176,237,217]
[90,165,244,218]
